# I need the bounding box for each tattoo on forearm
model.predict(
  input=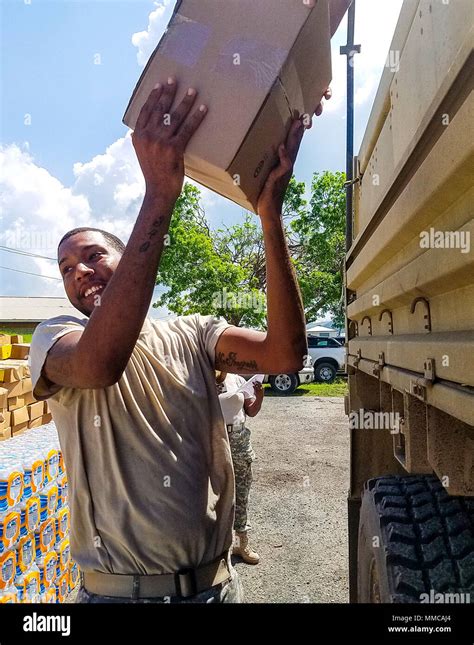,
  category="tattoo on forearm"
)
[216,352,258,371]
[139,217,166,253]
